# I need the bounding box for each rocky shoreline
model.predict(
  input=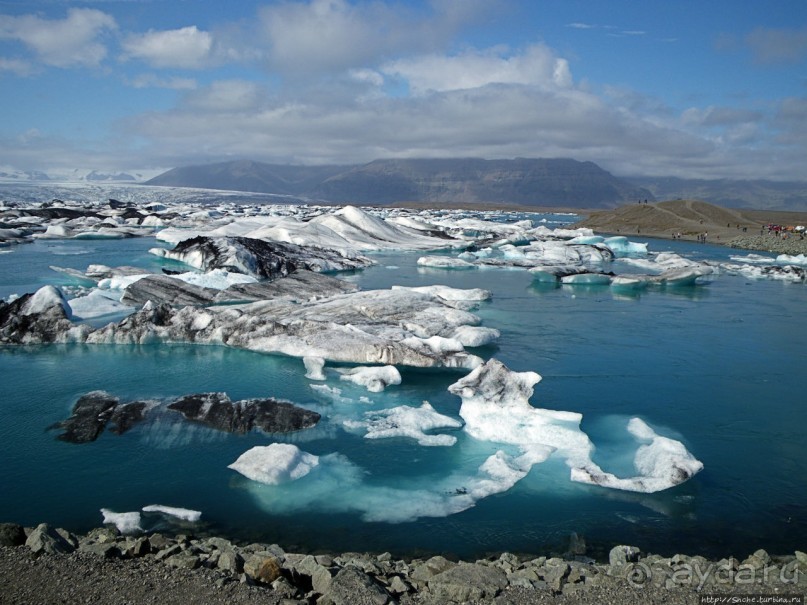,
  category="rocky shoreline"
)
[1,522,805,604]
[726,233,807,256]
